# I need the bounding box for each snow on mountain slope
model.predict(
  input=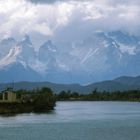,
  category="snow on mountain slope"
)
[108,31,140,55]
[0,31,140,83]
[0,35,36,69]
[0,46,21,68]
[0,37,16,59]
